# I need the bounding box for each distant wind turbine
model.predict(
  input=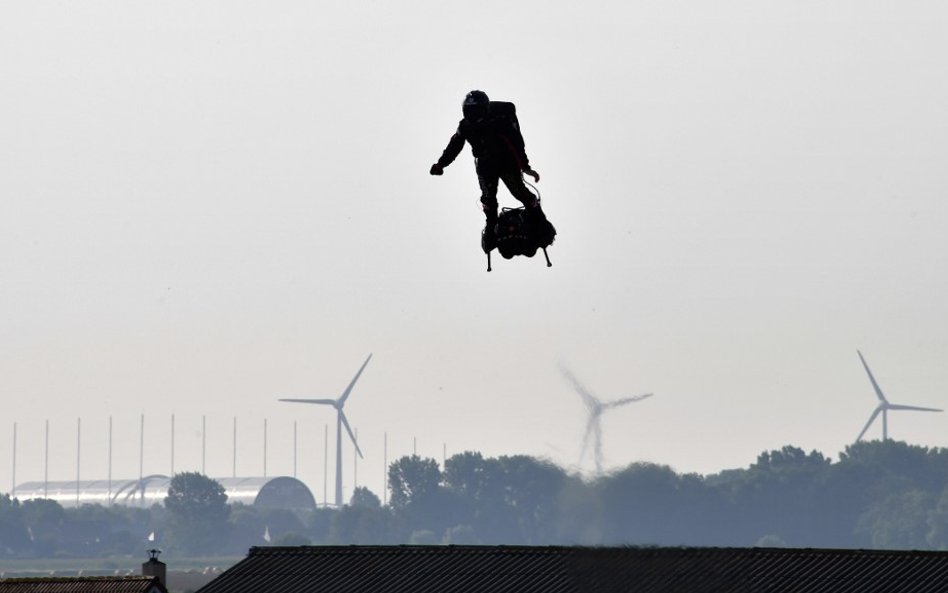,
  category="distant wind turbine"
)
[280,353,372,506]
[855,350,942,442]
[560,365,653,474]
